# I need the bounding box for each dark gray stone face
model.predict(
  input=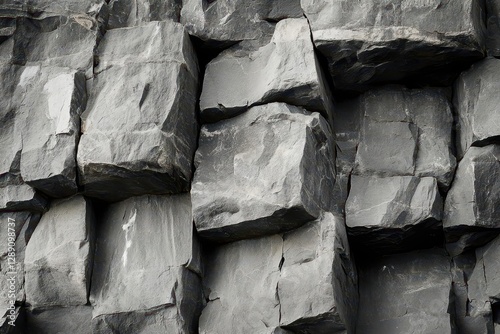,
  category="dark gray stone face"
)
[24,306,92,334]
[107,0,182,29]
[192,103,336,242]
[356,248,453,333]
[77,21,199,202]
[302,0,485,91]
